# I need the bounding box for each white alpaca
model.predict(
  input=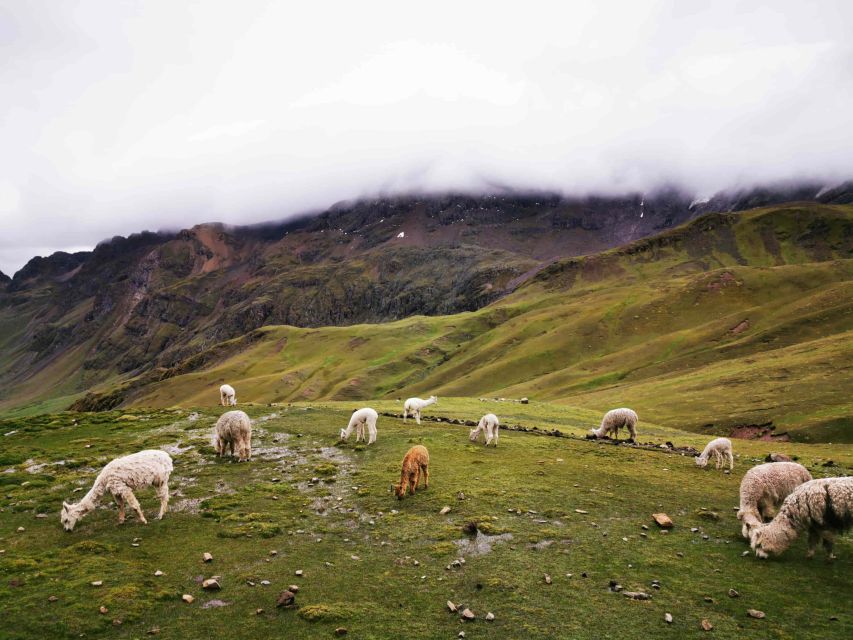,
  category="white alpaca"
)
[403,395,437,425]
[589,408,638,441]
[695,437,734,471]
[213,410,252,461]
[340,408,378,445]
[60,450,173,531]
[469,413,500,446]
[751,477,853,559]
[219,383,237,406]
[737,462,813,538]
